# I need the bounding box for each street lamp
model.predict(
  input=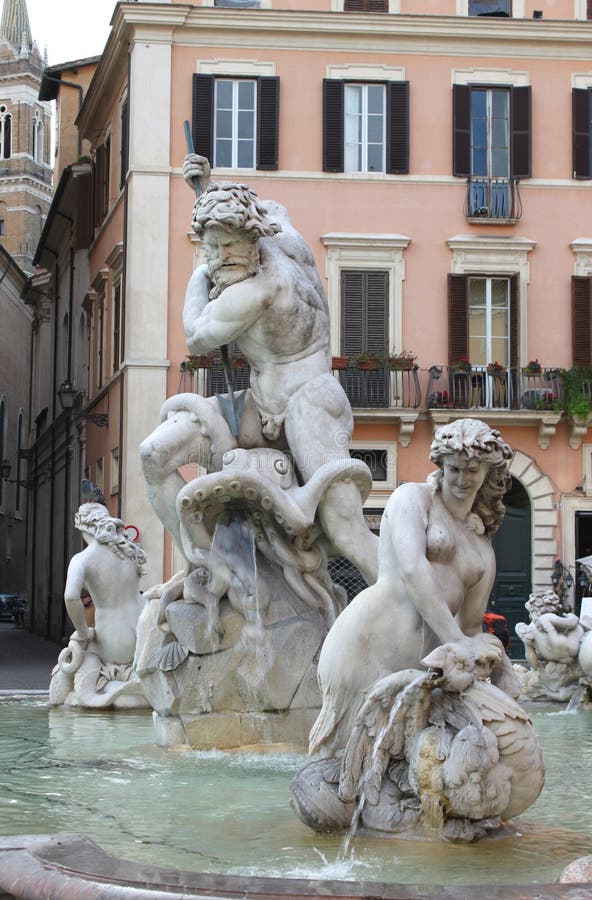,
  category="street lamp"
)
[57,380,108,427]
